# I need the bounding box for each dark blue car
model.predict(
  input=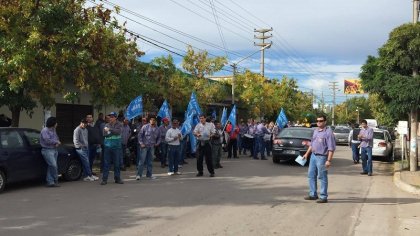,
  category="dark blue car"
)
[0,128,82,193]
